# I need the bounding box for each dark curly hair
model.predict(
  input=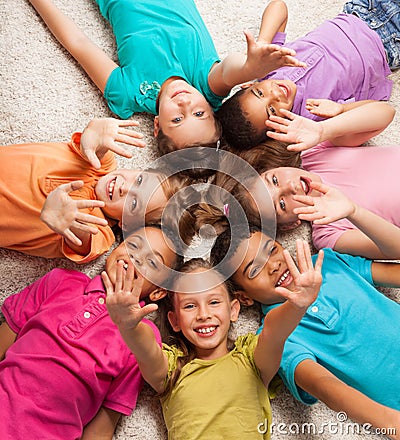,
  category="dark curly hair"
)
[216,89,267,151]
